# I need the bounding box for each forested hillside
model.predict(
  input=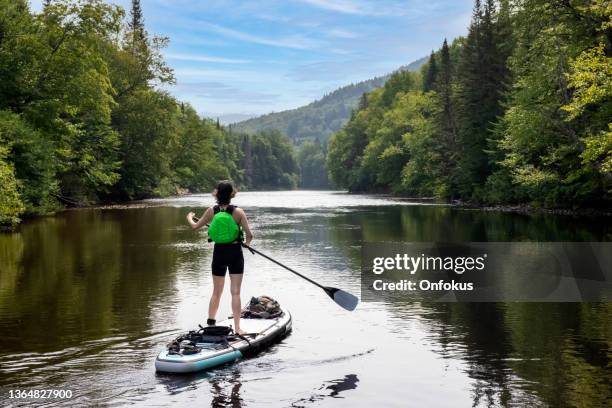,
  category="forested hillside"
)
[233,57,427,143]
[0,0,298,228]
[328,0,611,209]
